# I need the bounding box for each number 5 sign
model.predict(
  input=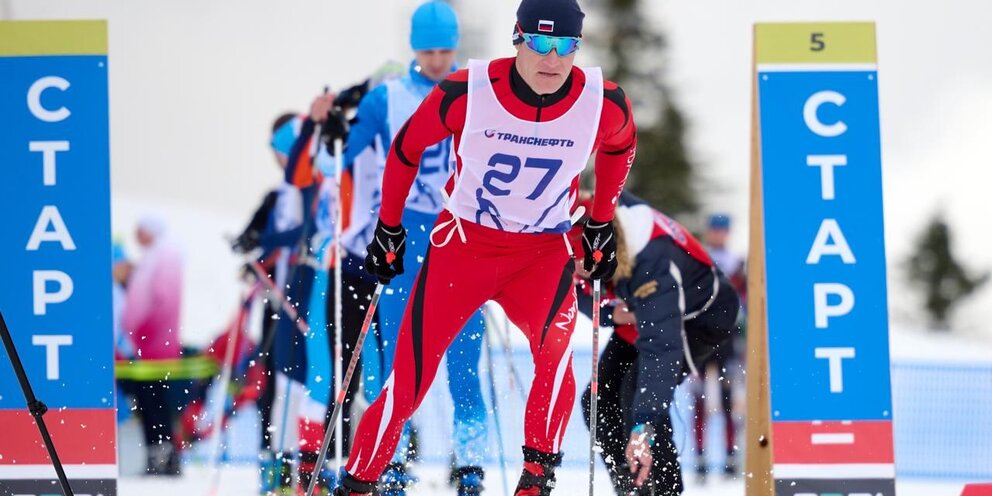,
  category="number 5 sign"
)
[745,23,897,496]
